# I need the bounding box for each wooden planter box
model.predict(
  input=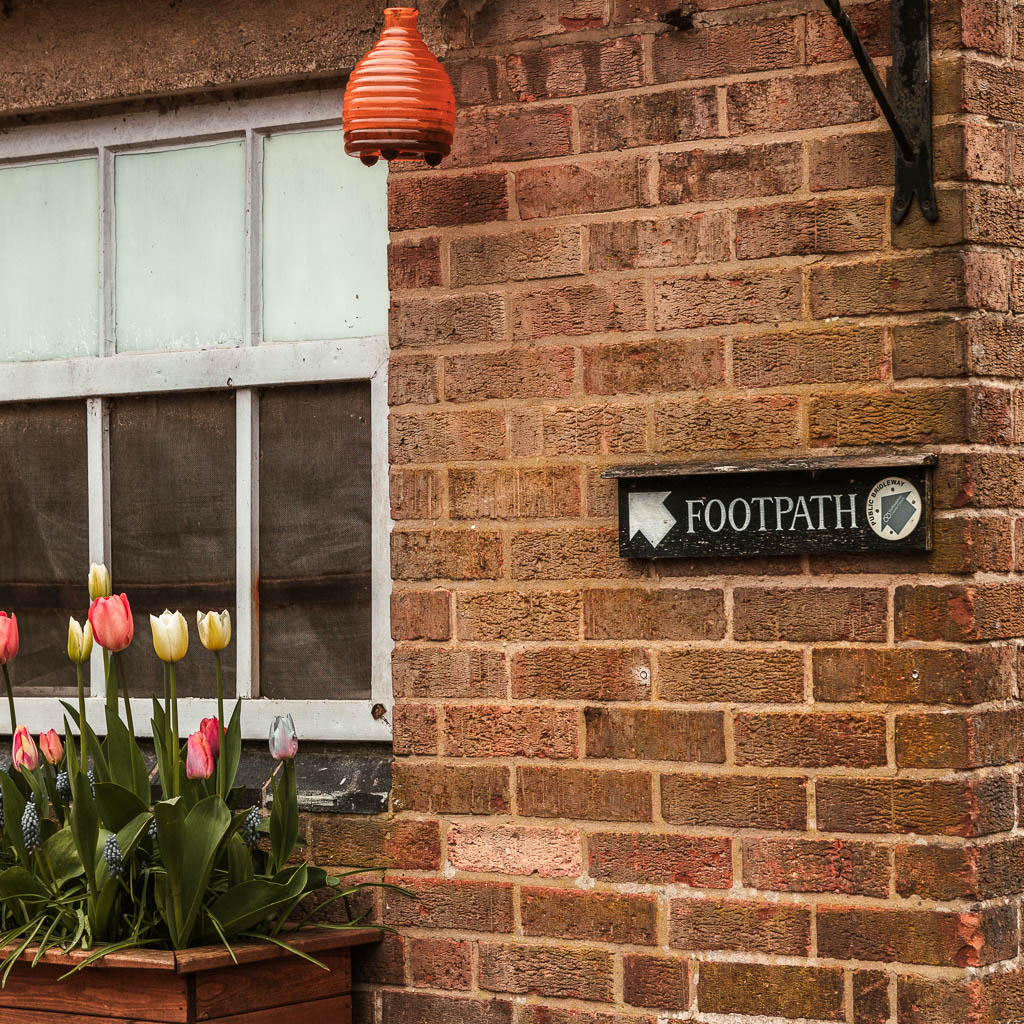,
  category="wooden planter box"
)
[0,927,382,1024]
